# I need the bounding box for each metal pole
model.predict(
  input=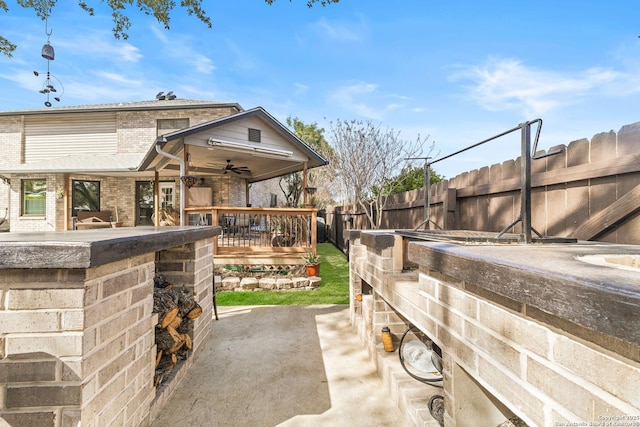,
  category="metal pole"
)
[520,123,532,243]
[424,160,431,230]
